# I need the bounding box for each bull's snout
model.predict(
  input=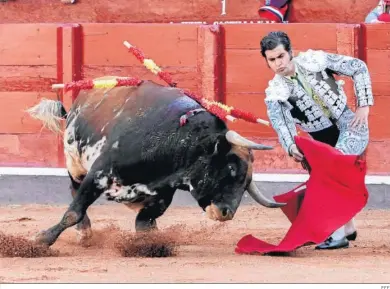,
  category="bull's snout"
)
[220,206,234,220]
[205,203,234,221]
